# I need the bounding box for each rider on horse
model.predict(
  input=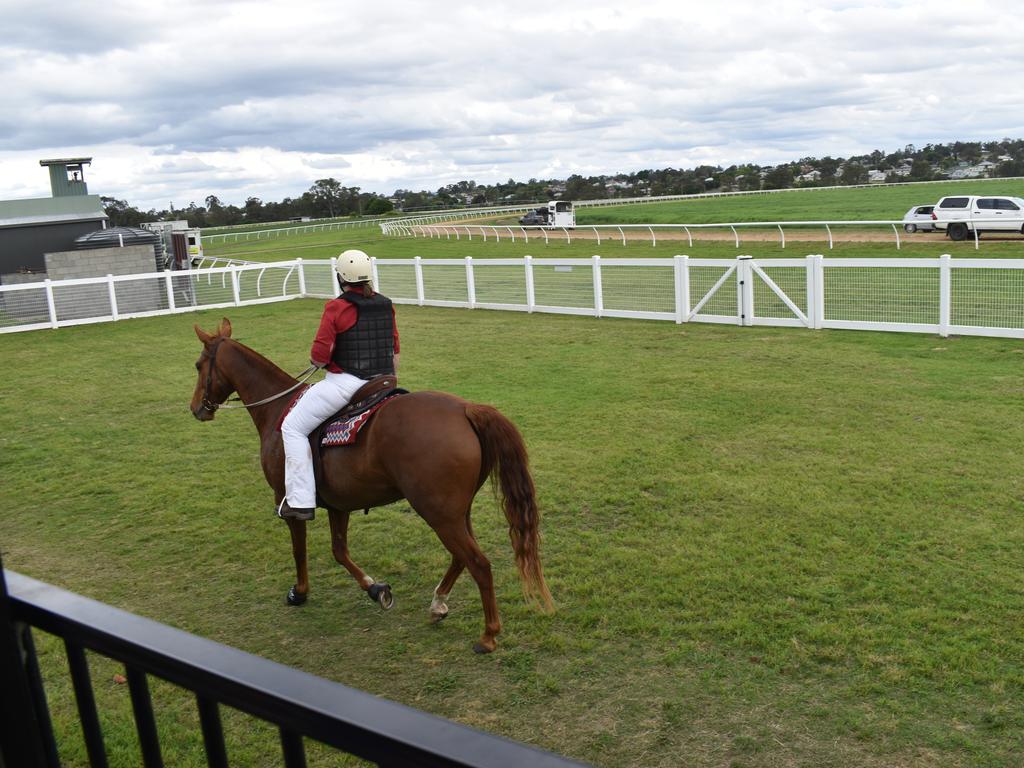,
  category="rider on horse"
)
[277,249,400,521]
